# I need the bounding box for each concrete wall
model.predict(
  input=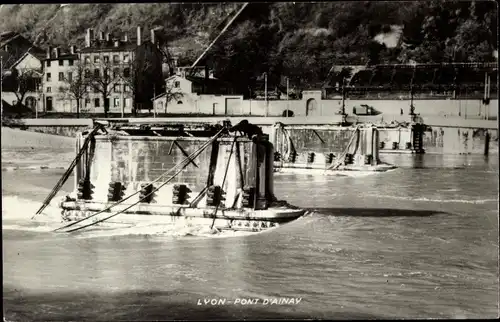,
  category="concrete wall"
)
[7,117,498,154]
[88,137,253,205]
[3,118,93,137]
[151,94,498,120]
